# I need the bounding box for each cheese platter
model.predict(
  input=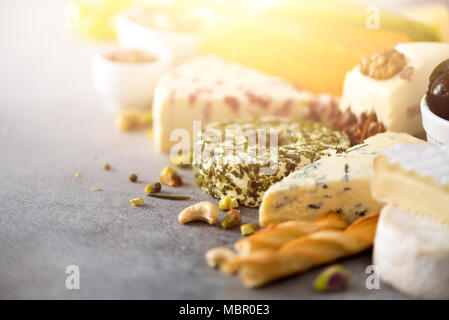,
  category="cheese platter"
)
[57,0,449,299]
